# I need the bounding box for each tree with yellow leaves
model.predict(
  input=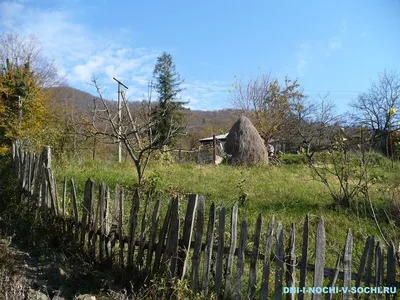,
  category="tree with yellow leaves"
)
[230,73,305,144]
[0,33,63,152]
